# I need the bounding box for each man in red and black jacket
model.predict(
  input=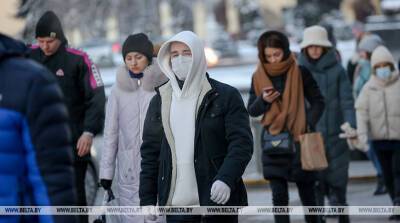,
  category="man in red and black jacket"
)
[29,11,105,223]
